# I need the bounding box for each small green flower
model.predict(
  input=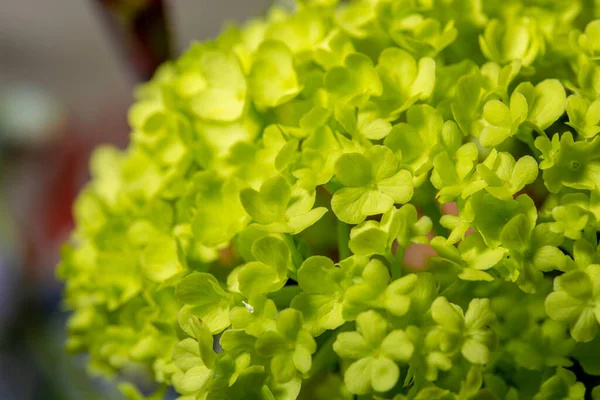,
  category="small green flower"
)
[290,255,356,335]
[189,173,249,247]
[480,79,566,147]
[479,17,544,66]
[566,95,600,139]
[373,48,436,118]
[333,310,414,394]
[233,235,294,298]
[499,217,568,292]
[428,297,497,365]
[479,91,528,147]
[431,233,507,282]
[546,265,600,342]
[255,308,317,383]
[230,295,278,336]
[384,105,444,178]
[533,367,585,400]
[324,52,382,106]
[341,258,391,319]
[171,318,216,398]
[470,150,539,200]
[249,40,302,110]
[349,204,432,257]
[439,200,475,244]
[240,175,328,234]
[176,273,235,335]
[535,132,600,193]
[384,7,457,57]
[331,146,414,224]
[569,19,600,59]
[506,319,576,371]
[470,191,537,248]
[432,153,479,207]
